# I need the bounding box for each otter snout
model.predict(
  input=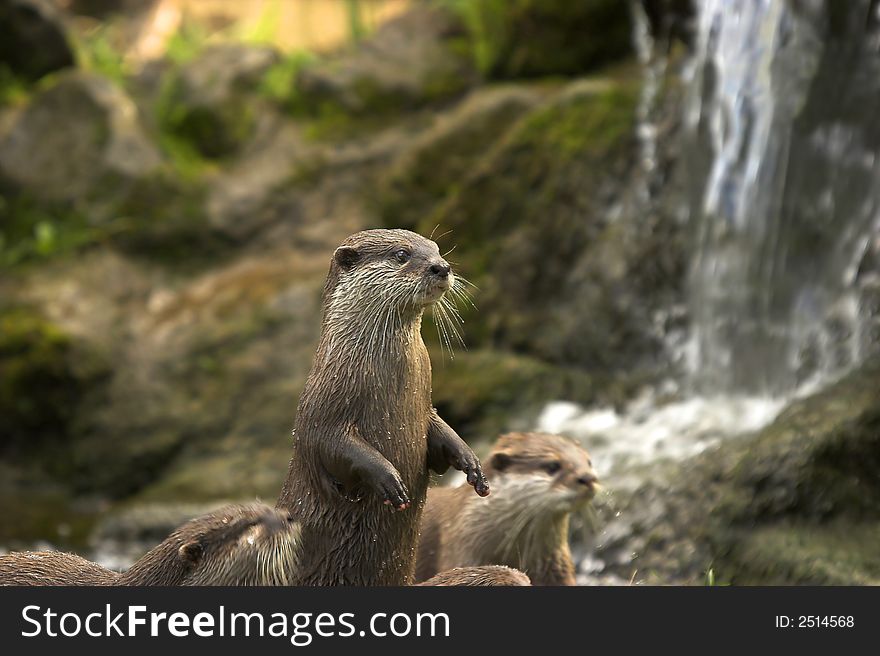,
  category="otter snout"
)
[430,262,451,278]
[576,471,599,498]
[258,509,297,536]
